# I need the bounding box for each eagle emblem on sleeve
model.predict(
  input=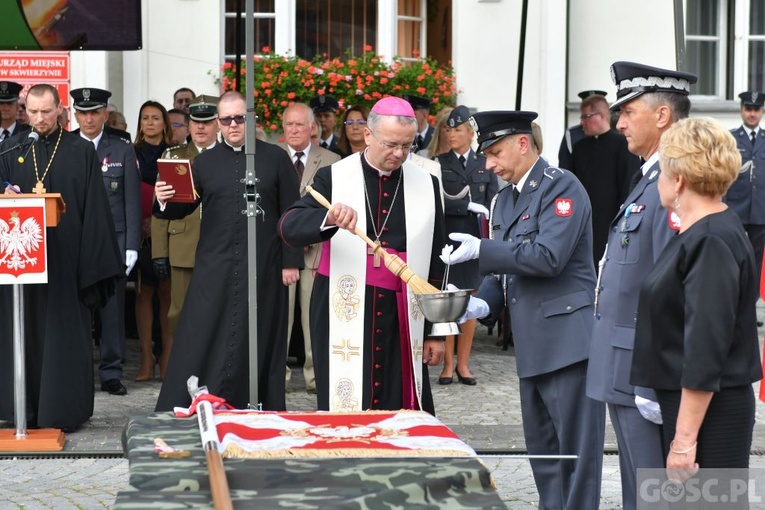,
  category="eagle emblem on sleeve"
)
[555,198,573,217]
